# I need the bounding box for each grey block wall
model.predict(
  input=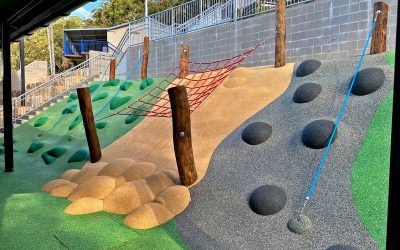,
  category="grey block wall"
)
[124,0,397,78]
